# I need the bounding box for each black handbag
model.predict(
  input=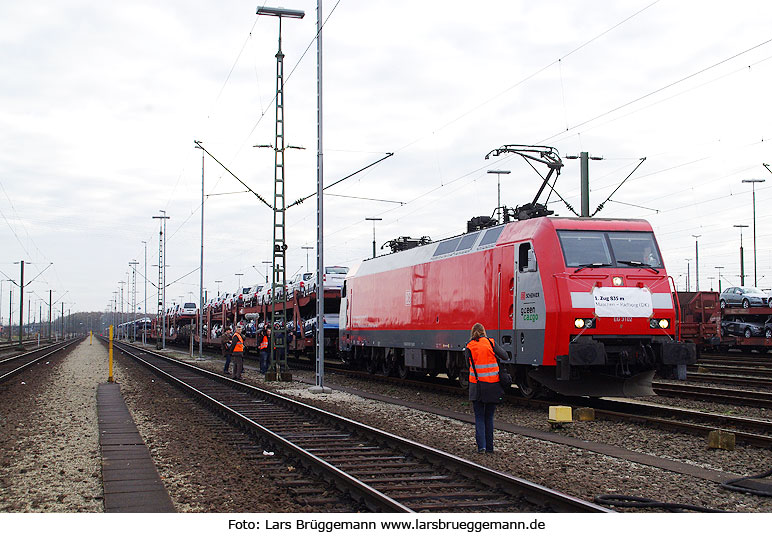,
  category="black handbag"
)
[487,338,512,389]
